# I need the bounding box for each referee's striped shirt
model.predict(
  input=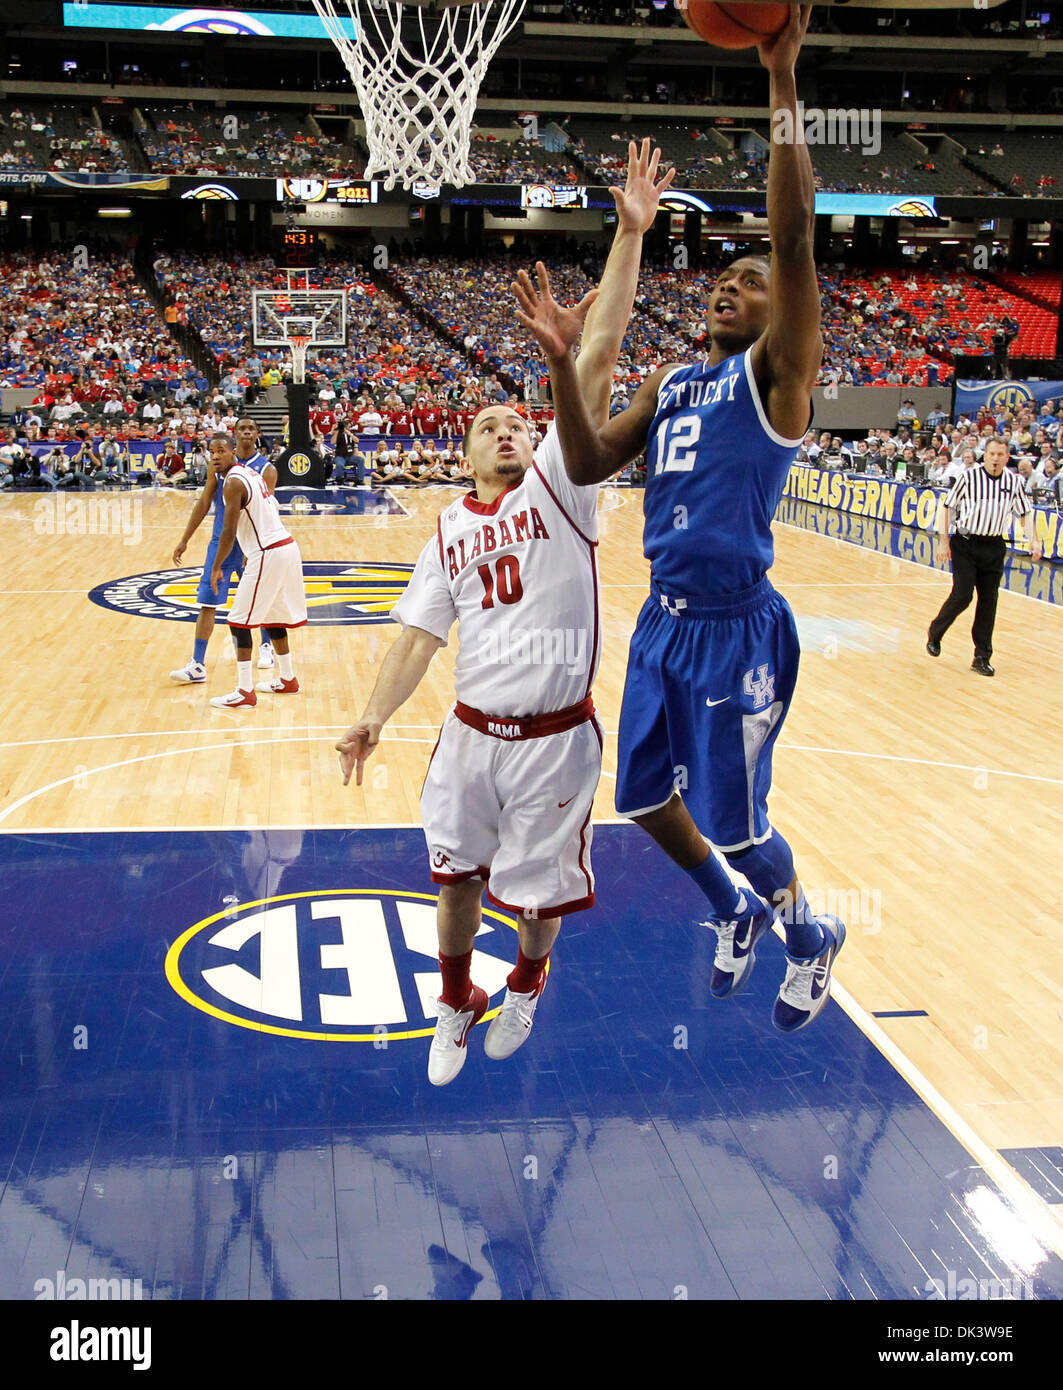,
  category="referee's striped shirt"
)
[945,465,1031,537]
